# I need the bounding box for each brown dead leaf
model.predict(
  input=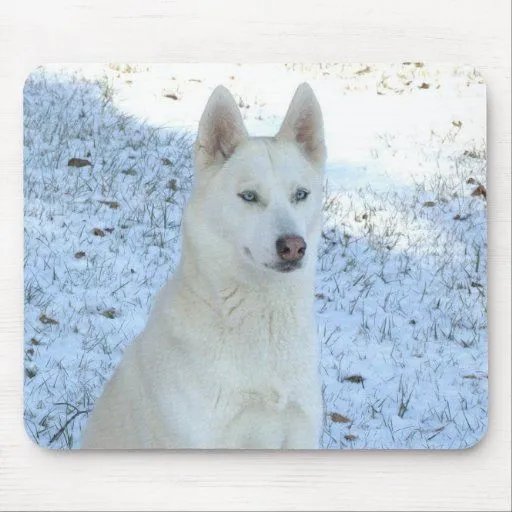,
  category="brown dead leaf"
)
[92,228,105,237]
[68,158,92,168]
[355,66,371,75]
[418,83,430,89]
[74,251,86,259]
[39,313,58,325]
[452,120,462,128]
[100,308,118,319]
[464,151,481,159]
[25,367,38,379]
[98,200,120,209]
[471,184,487,199]
[343,375,365,385]
[344,434,357,441]
[167,179,178,191]
[330,412,351,424]
[423,201,436,207]
[463,373,488,380]
[466,177,476,184]
[161,157,173,166]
